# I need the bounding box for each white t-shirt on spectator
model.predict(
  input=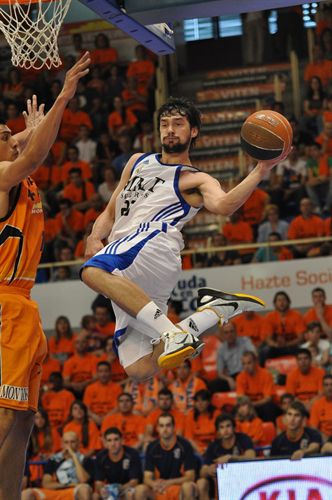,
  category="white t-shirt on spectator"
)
[76,139,97,164]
